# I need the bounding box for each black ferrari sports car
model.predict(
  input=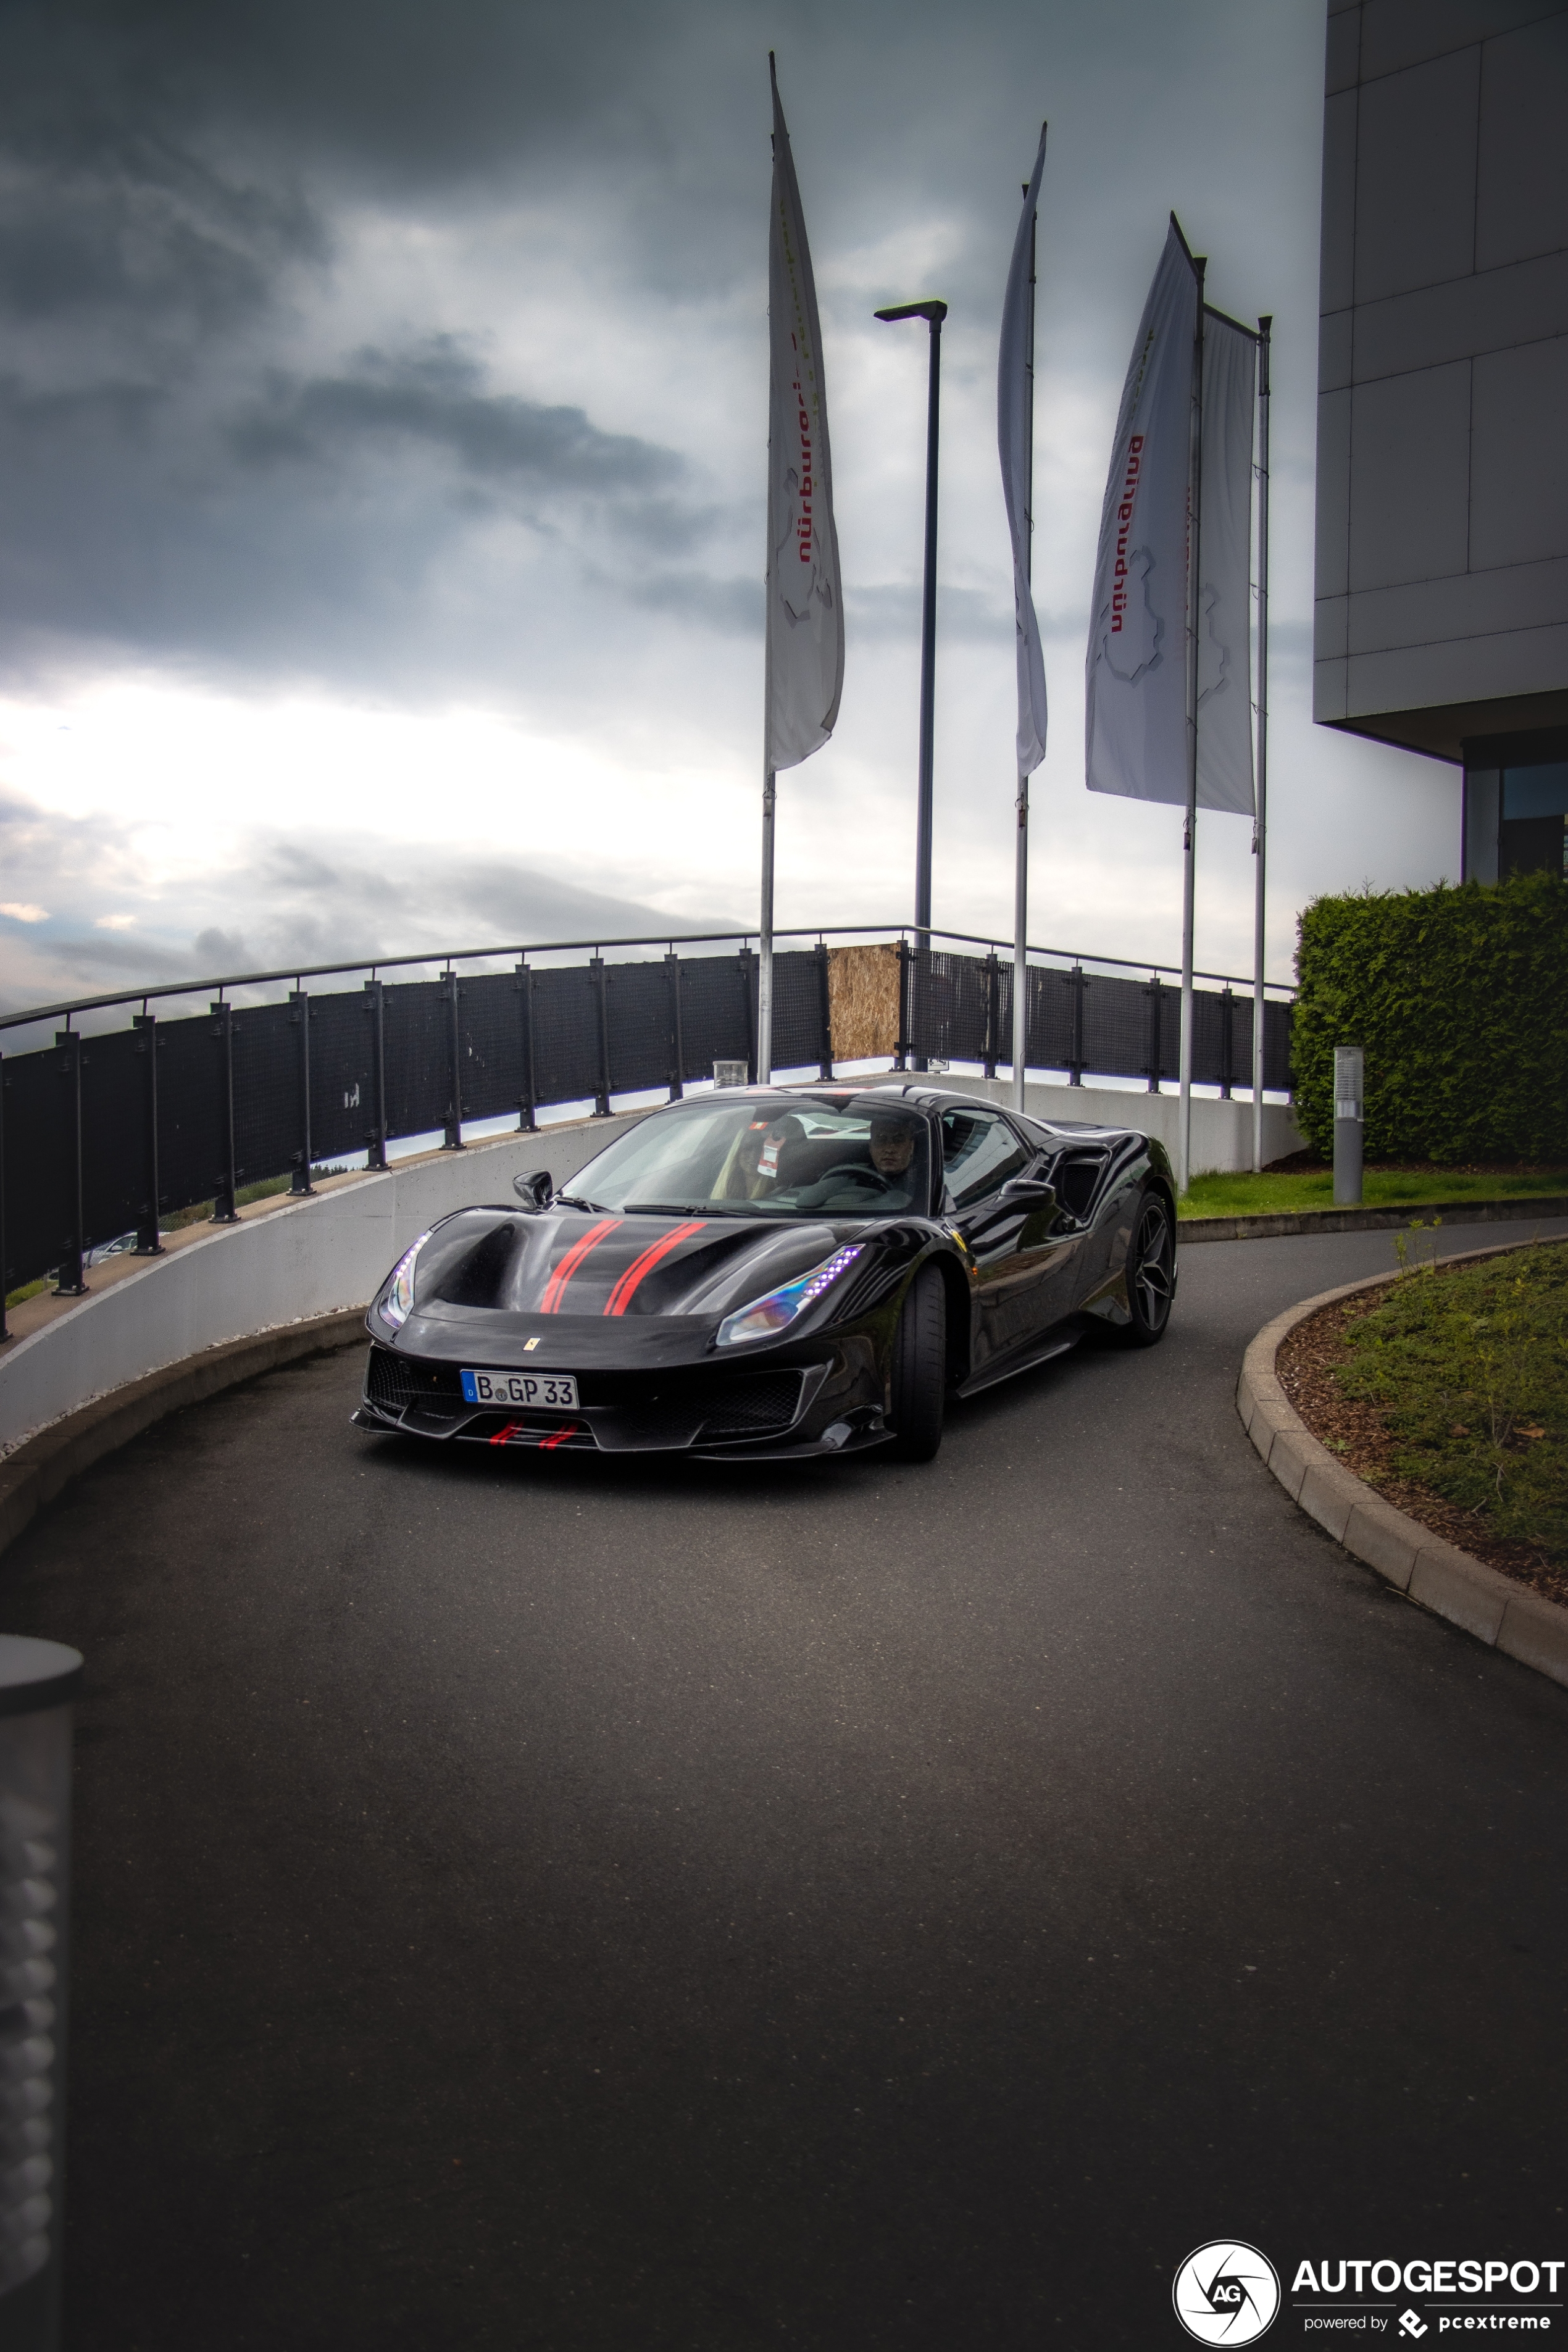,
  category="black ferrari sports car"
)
[352,1082,1177,1464]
